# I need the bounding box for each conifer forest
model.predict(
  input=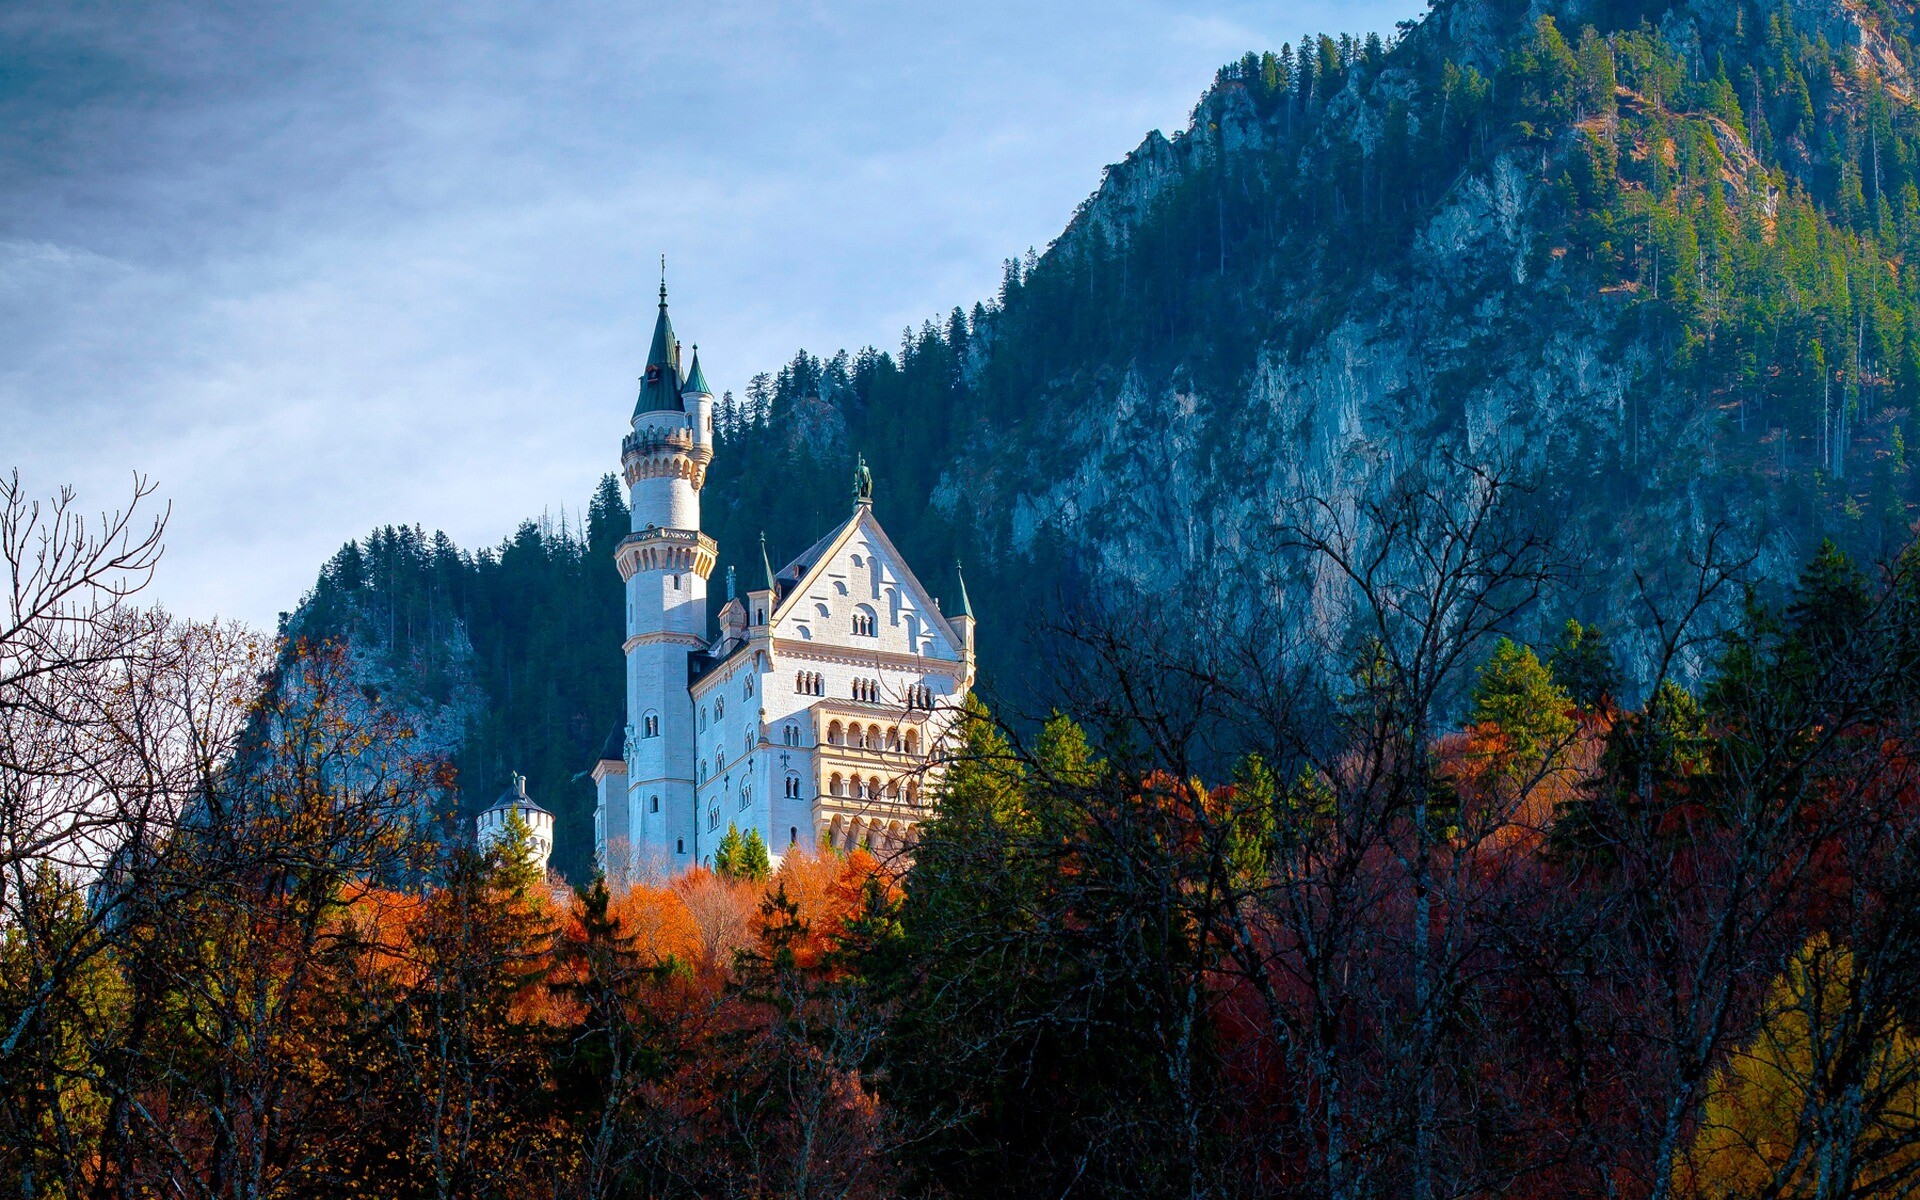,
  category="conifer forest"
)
[13,0,1920,1195]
